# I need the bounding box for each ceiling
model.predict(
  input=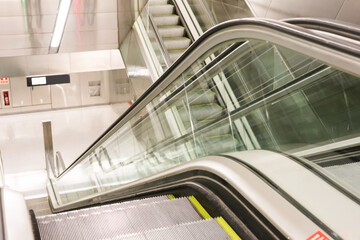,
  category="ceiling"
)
[0,0,121,58]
